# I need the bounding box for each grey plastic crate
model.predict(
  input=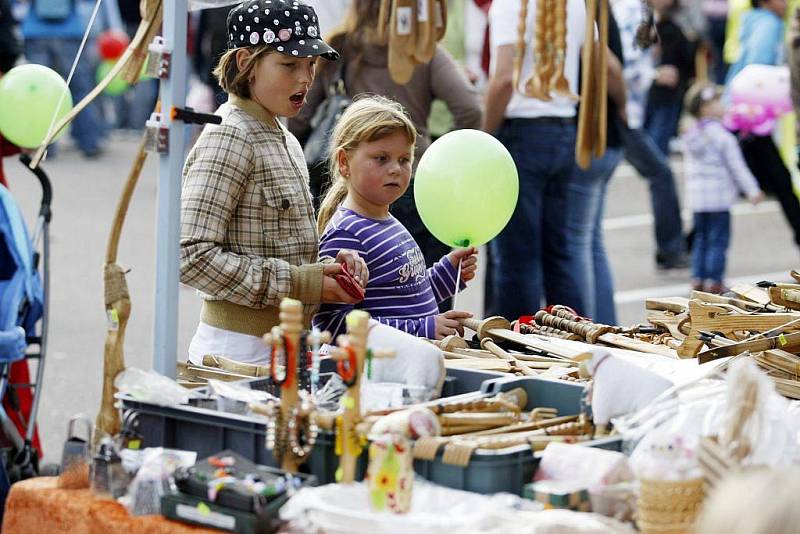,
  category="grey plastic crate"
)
[120,370,602,493]
[412,375,613,496]
[119,366,501,484]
